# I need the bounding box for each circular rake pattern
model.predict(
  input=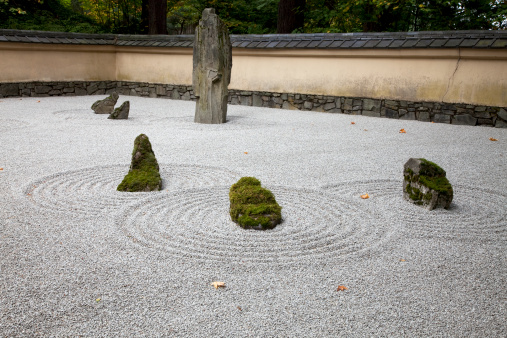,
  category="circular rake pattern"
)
[116,186,395,264]
[23,164,242,217]
[0,119,31,132]
[322,179,507,242]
